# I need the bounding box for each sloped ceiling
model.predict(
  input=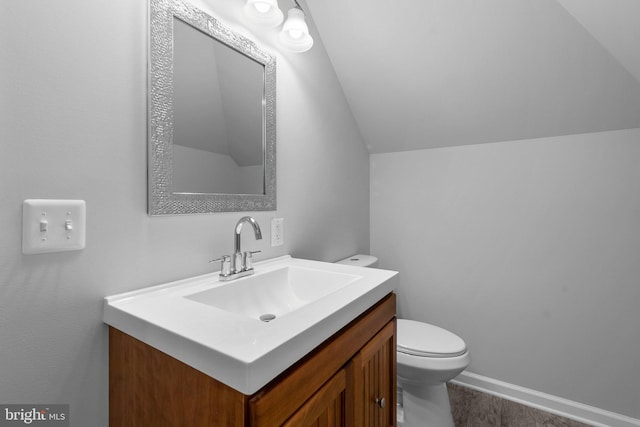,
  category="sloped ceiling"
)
[305,0,640,153]
[557,0,640,84]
